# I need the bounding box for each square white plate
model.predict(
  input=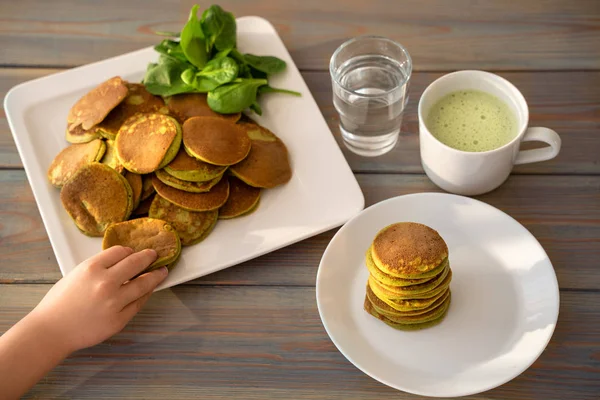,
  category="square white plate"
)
[4,16,364,290]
